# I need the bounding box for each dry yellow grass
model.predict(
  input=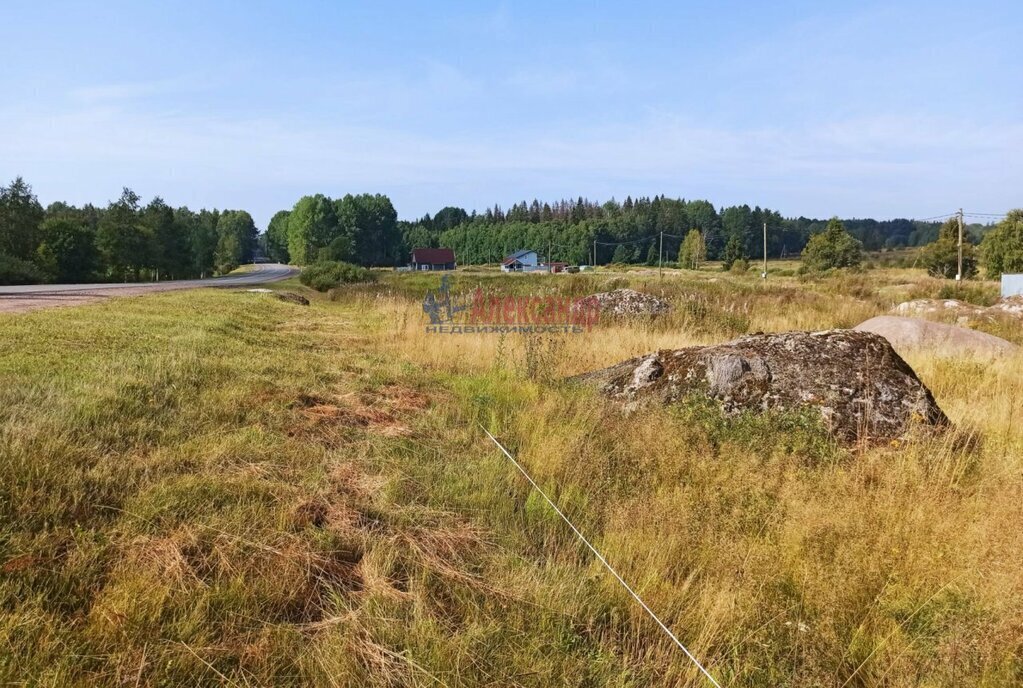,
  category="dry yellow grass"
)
[369,267,1022,685]
[1,267,1020,686]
